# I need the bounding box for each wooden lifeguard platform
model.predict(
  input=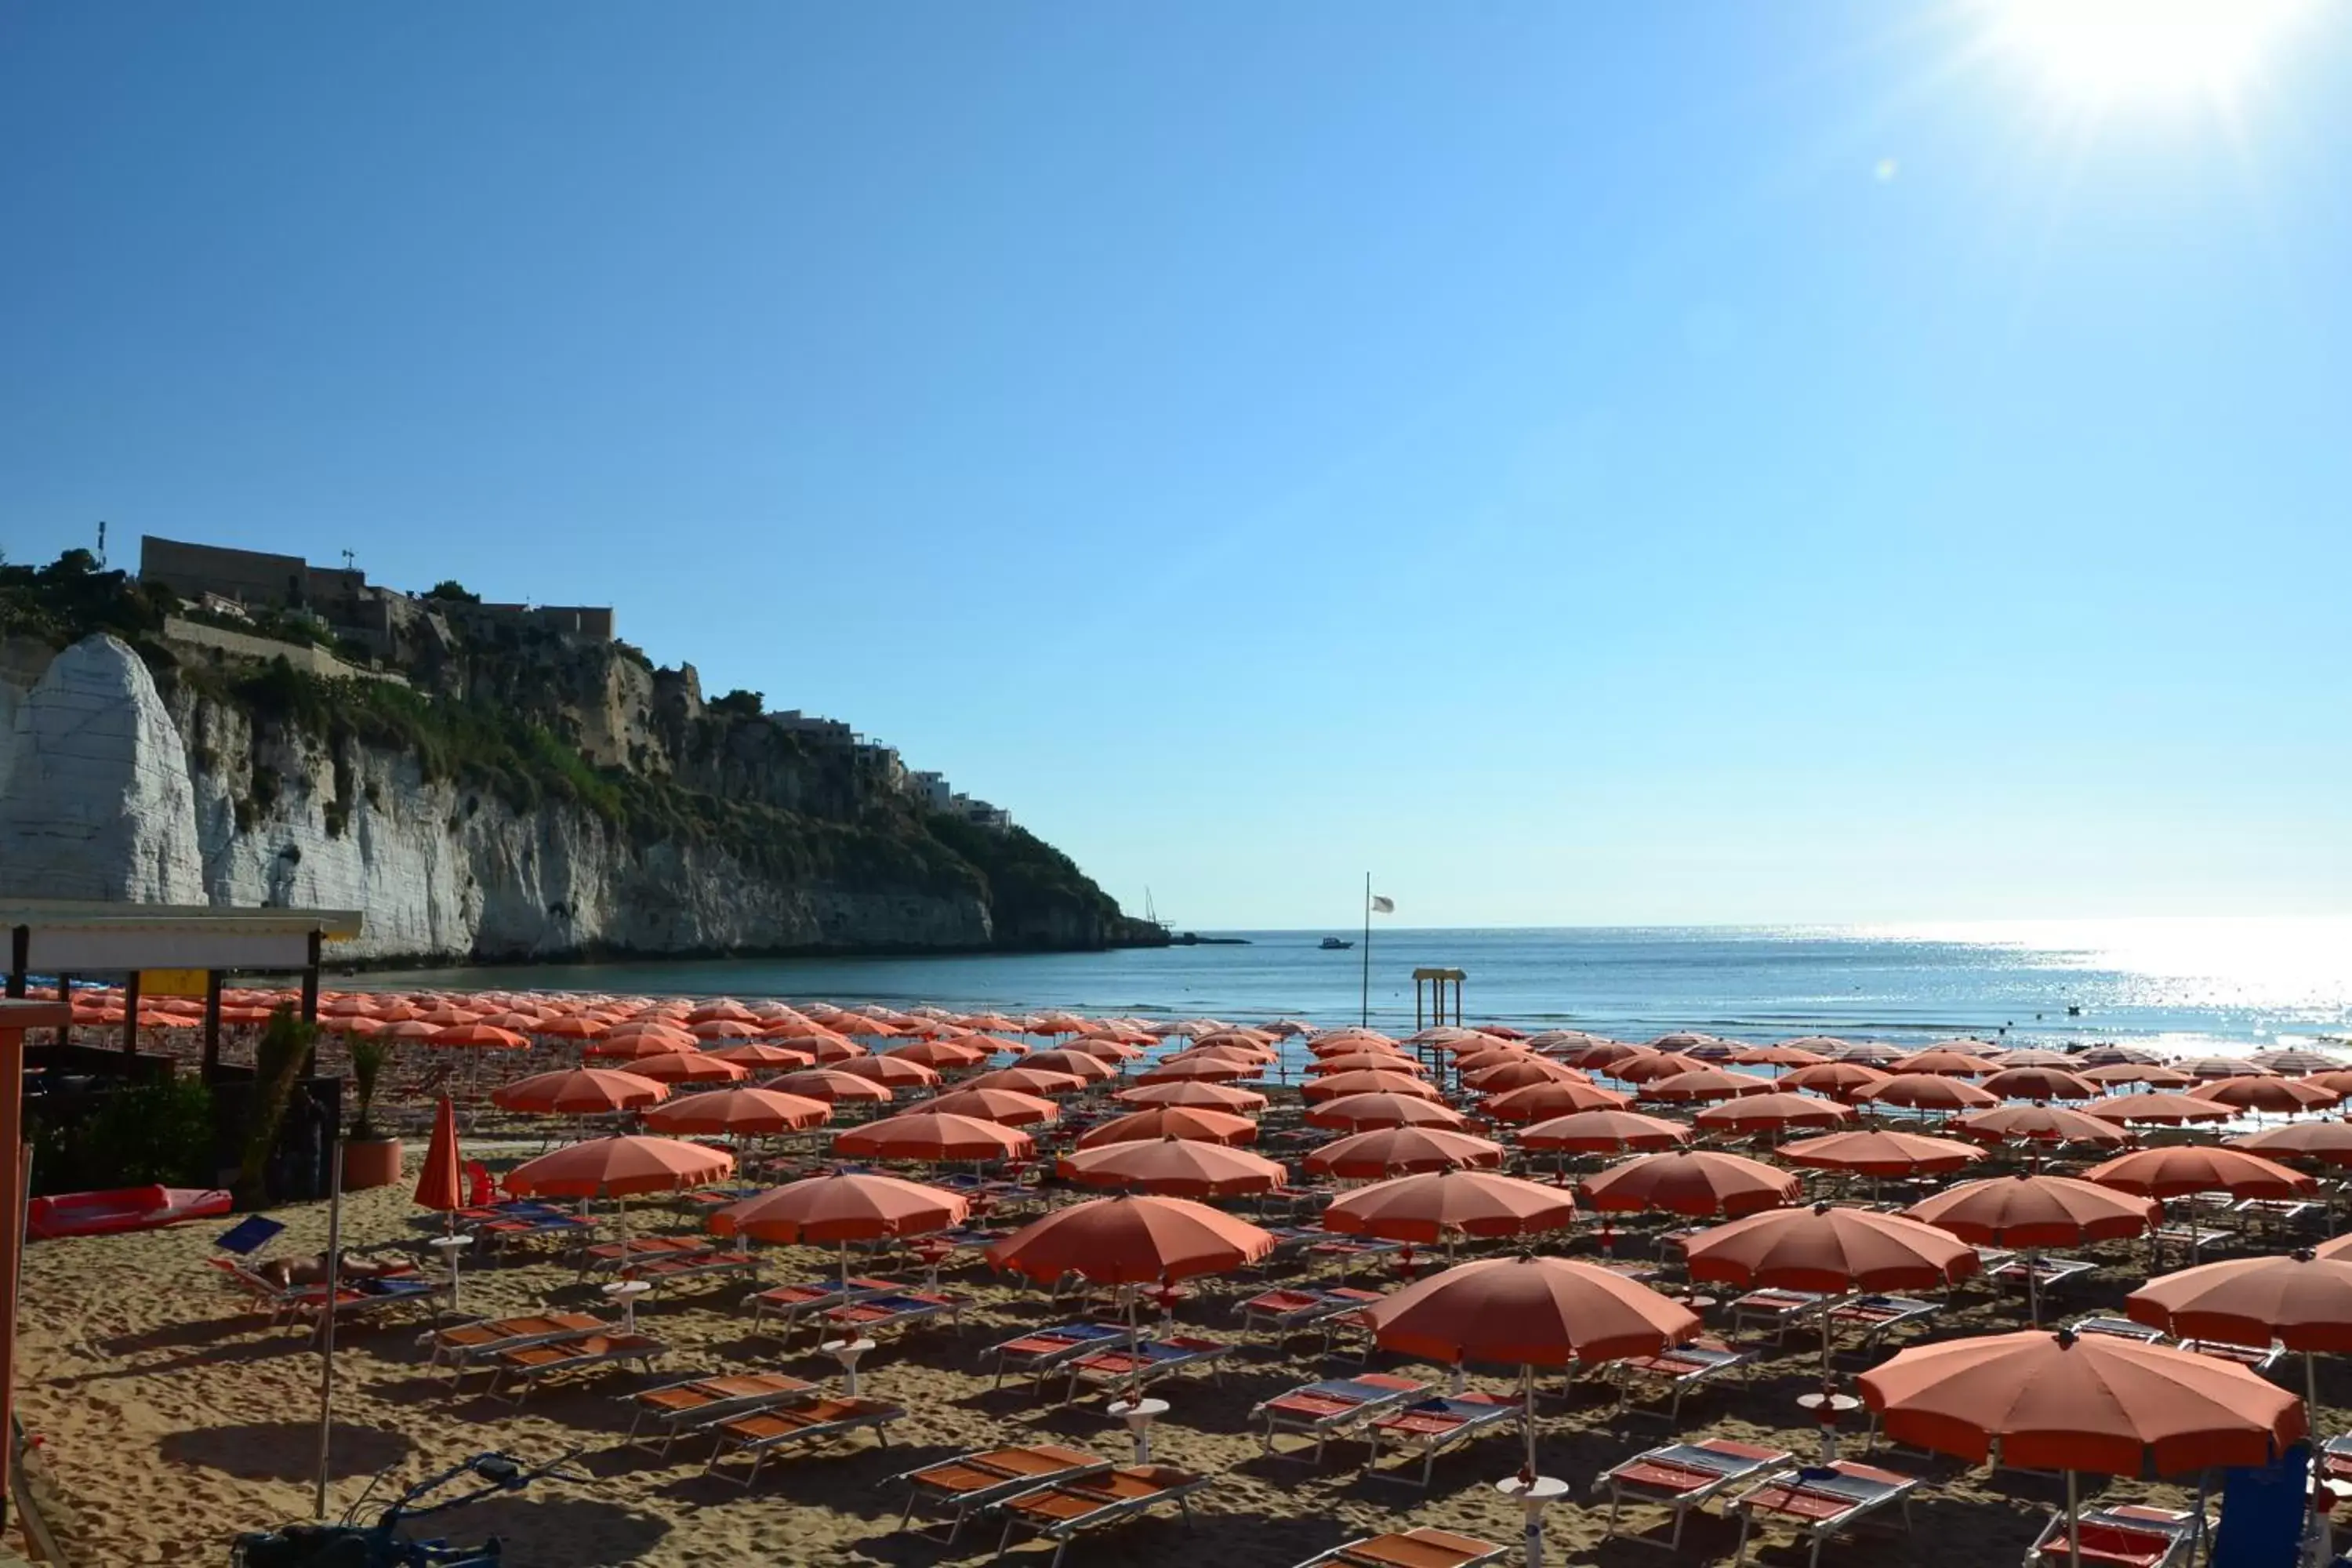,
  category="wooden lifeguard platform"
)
[1411,967,1465,1030]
